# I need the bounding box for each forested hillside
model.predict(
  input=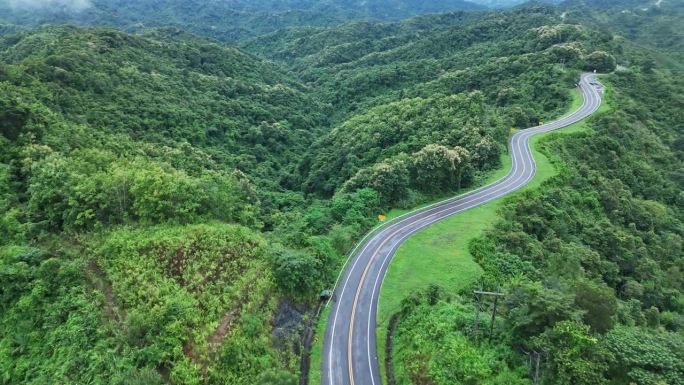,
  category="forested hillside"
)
[0,2,681,385]
[0,26,331,384]
[389,42,684,385]
[244,7,620,198]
